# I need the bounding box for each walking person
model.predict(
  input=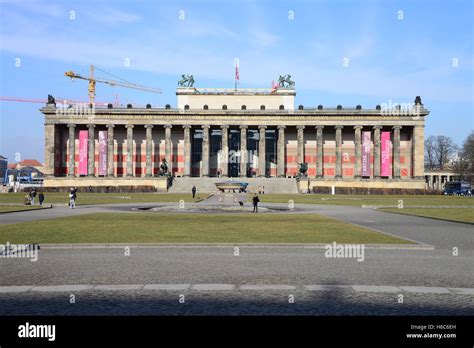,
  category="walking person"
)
[252,194,260,213]
[38,192,45,206]
[192,185,197,199]
[30,189,36,206]
[69,187,77,209]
